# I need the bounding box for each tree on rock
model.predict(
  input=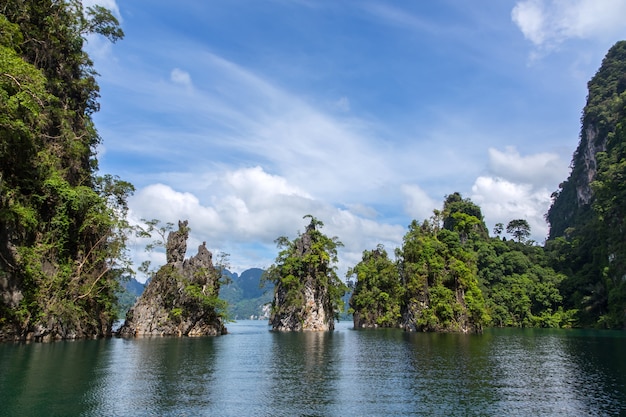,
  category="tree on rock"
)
[117,220,227,337]
[399,194,490,333]
[506,219,531,243]
[348,244,403,328]
[0,2,132,341]
[264,215,347,331]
